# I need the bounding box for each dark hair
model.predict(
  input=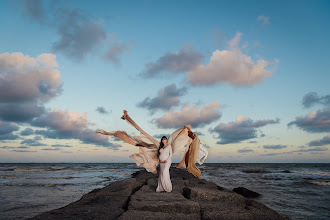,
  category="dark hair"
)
[158,136,167,158]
